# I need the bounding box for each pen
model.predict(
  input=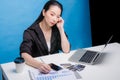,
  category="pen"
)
[39,57,45,63]
[28,70,35,80]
